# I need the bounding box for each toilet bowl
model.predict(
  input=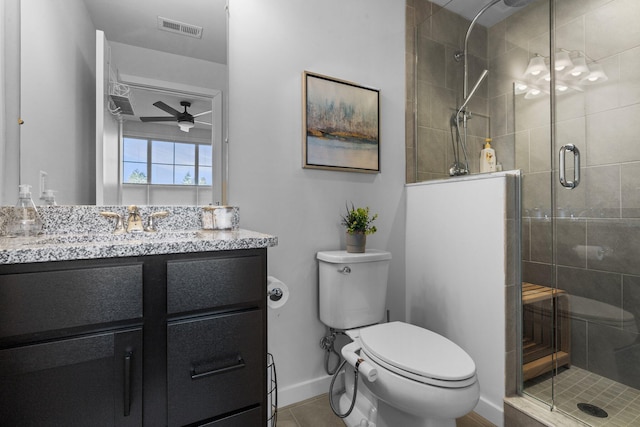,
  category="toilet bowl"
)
[317,250,480,427]
[340,322,480,427]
